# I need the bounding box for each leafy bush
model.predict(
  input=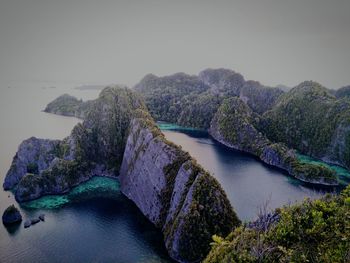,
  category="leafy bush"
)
[205,185,350,263]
